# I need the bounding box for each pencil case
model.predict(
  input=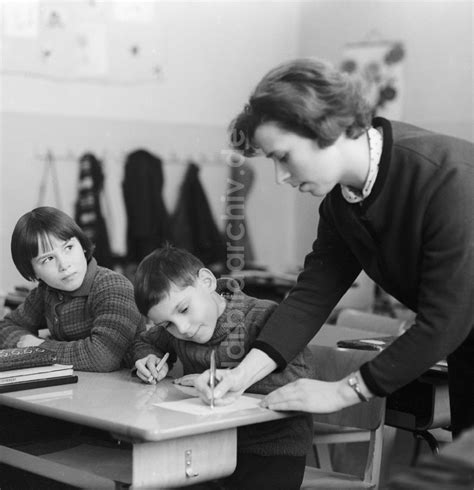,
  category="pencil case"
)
[0,346,57,372]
